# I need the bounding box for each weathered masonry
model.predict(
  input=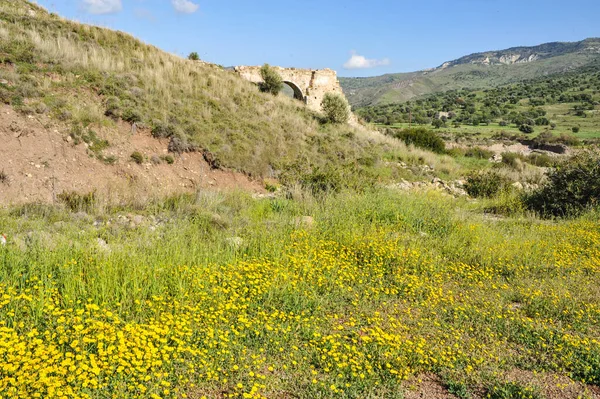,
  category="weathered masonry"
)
[234,66,347,113]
